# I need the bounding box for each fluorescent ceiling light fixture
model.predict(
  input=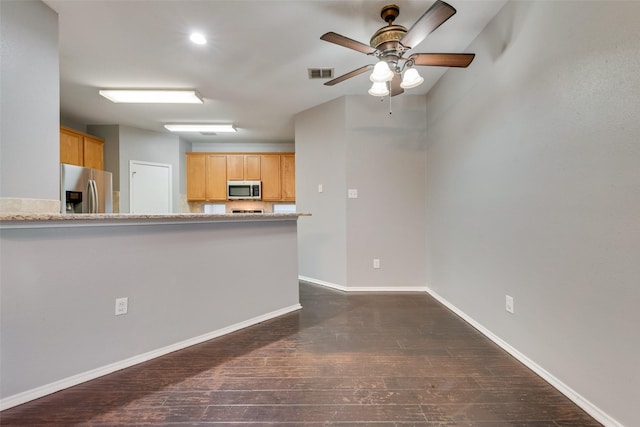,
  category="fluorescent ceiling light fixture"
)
[164,124,237,133]
[98,89,203,104]
[189,32,207,45]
